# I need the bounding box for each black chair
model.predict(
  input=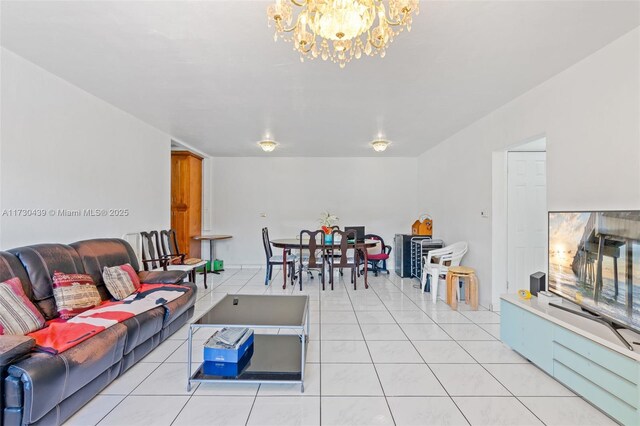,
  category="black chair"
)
[299,230,326,291]
[329,229,359,290]
[262,227,296,286]
[159,229,208,289]
[361,234,392,277]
